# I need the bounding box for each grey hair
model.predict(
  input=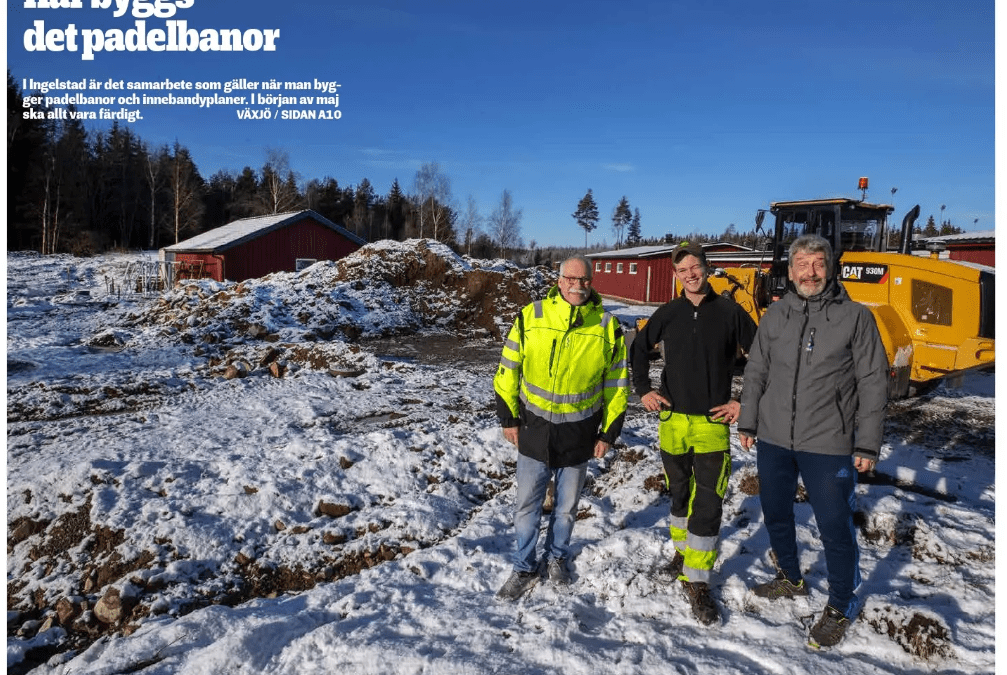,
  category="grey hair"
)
[560,255,593,279]
[788,234,833,275]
